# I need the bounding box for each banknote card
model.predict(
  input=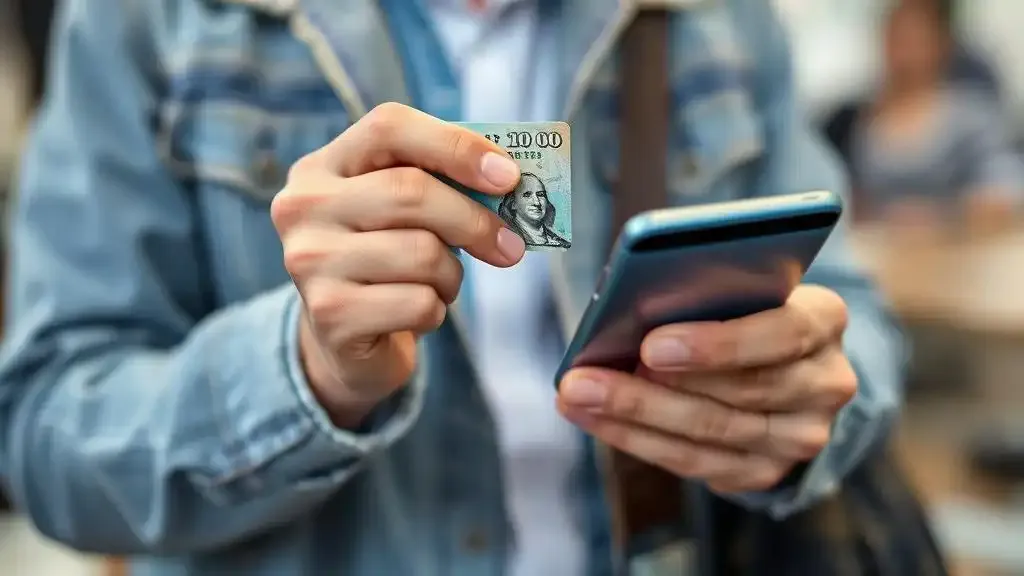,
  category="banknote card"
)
[439,121,572,251]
